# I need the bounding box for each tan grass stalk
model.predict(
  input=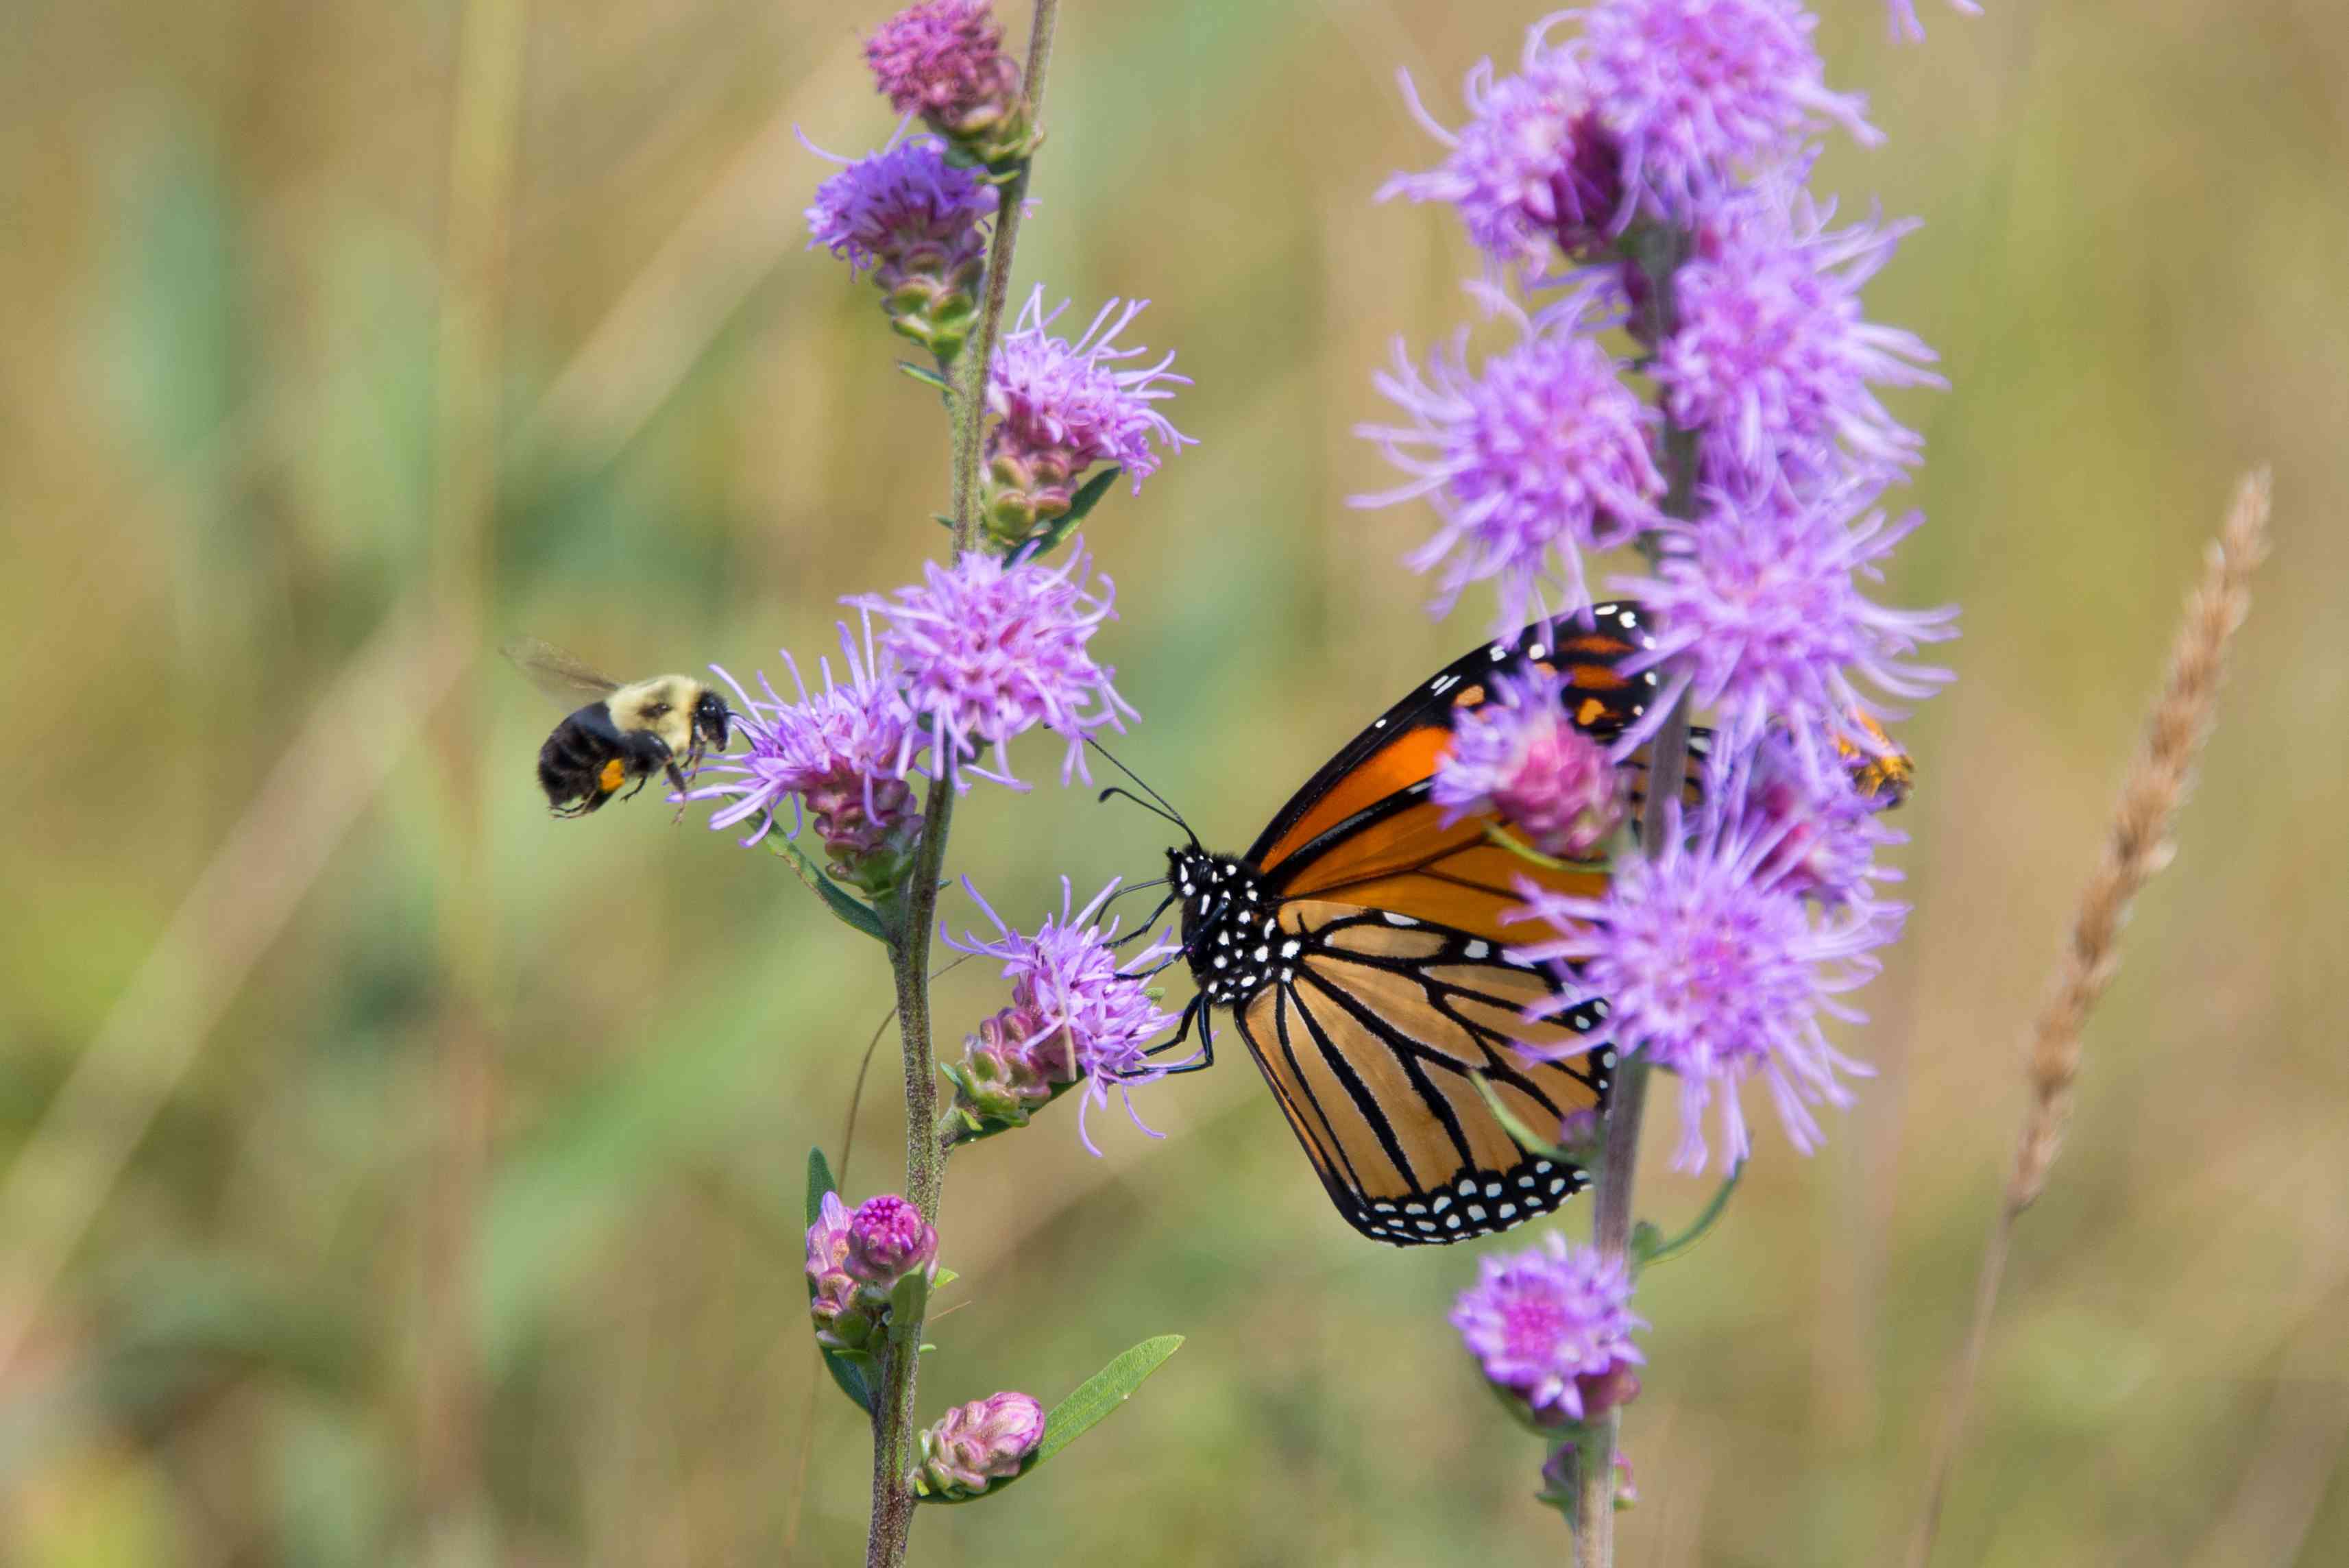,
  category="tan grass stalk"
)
[1907,468,2273,1567]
